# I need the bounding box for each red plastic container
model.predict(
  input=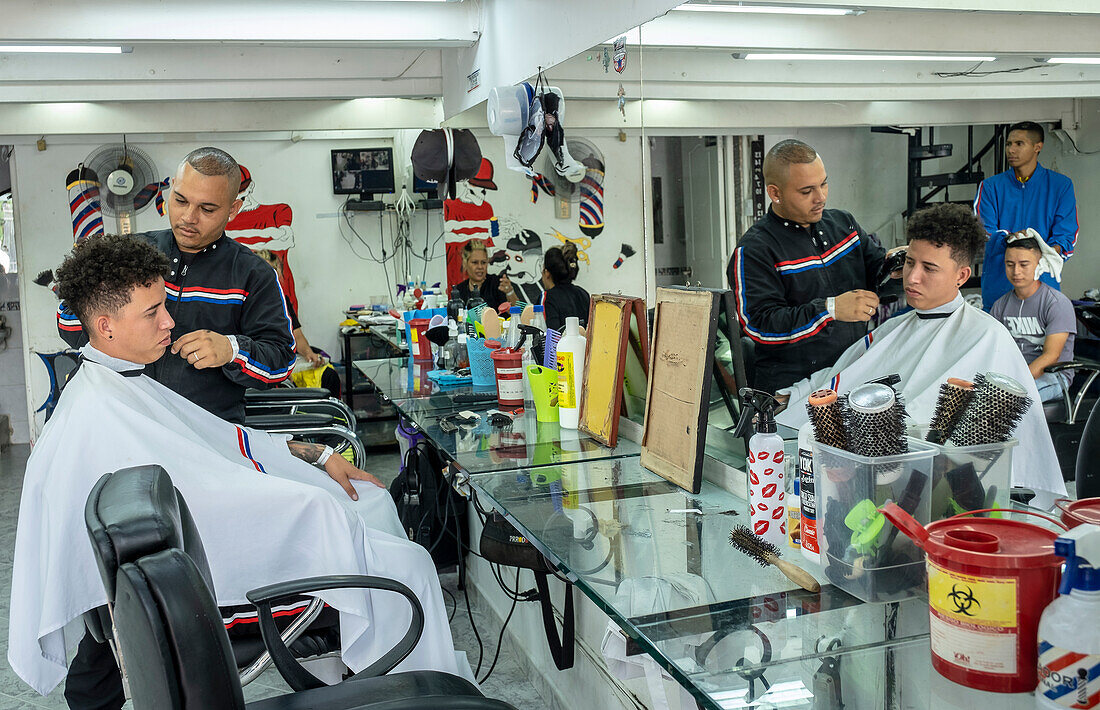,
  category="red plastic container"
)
[407,318,433,360]
[881,504,1066,693]
[489,347,525,408]
[1054,497,1100,528]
